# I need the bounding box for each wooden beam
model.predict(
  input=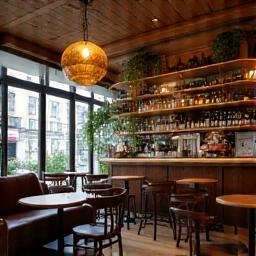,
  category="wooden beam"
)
[0,32,61,65]
[103,2,256,58]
